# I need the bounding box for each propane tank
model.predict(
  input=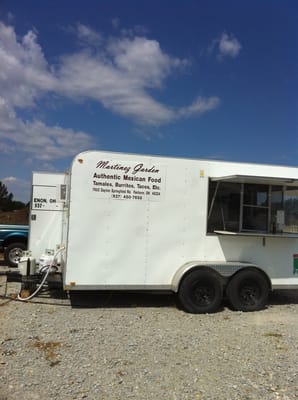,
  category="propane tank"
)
[38,251,58,273]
